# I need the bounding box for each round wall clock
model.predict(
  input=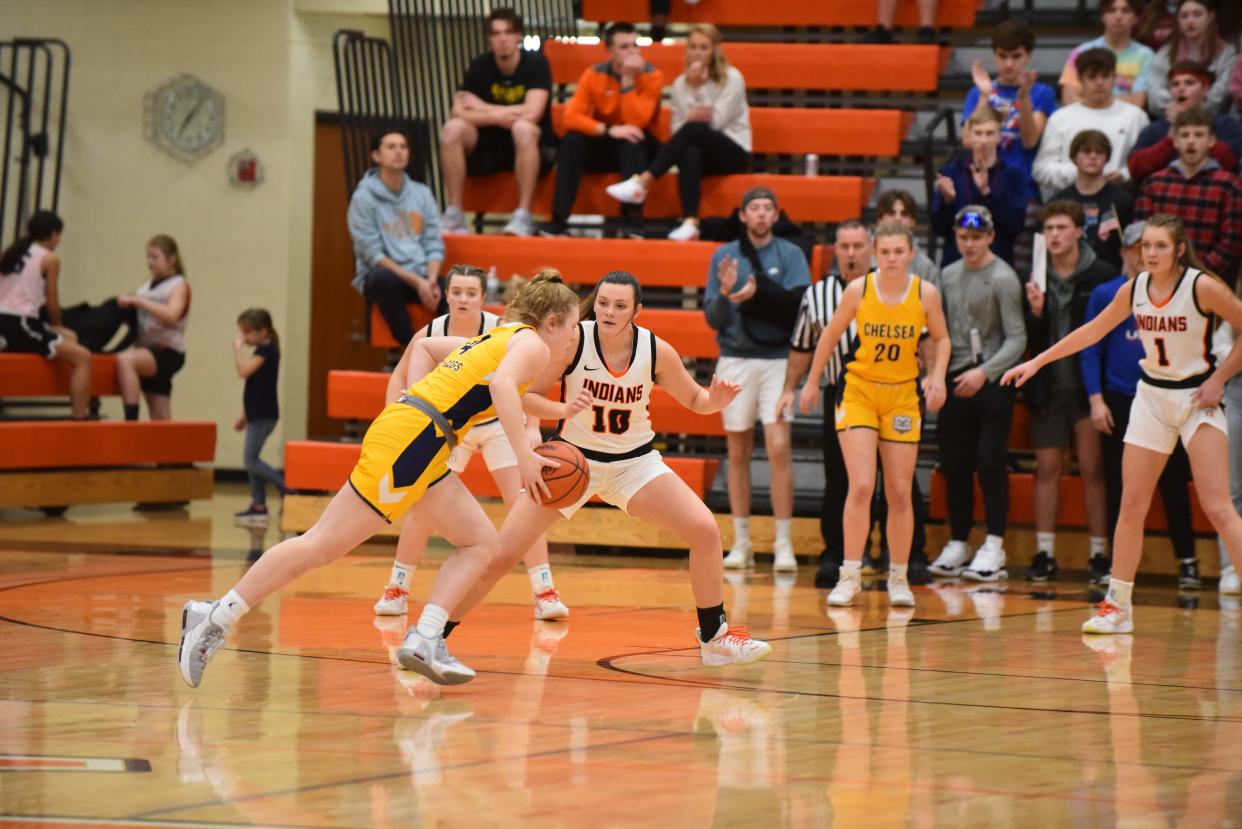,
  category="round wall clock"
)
[144,73,225,163]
